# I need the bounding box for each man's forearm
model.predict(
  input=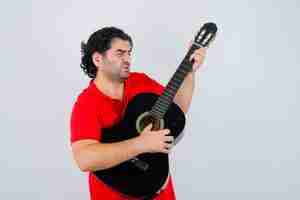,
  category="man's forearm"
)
[174,72,196,113]
[73,138,142,172]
